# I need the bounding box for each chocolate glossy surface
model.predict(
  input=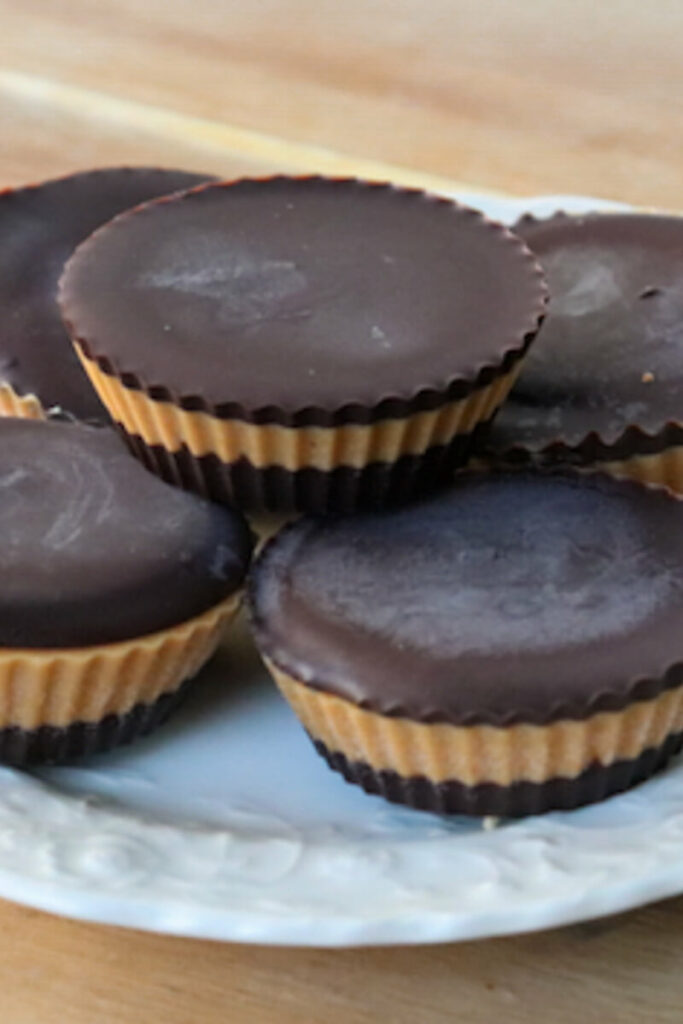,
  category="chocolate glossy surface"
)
[251,470,683,725]
[0,167,214,424]
[489,212,683,457]
[0,419,251,647]
[60,178,546,421]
